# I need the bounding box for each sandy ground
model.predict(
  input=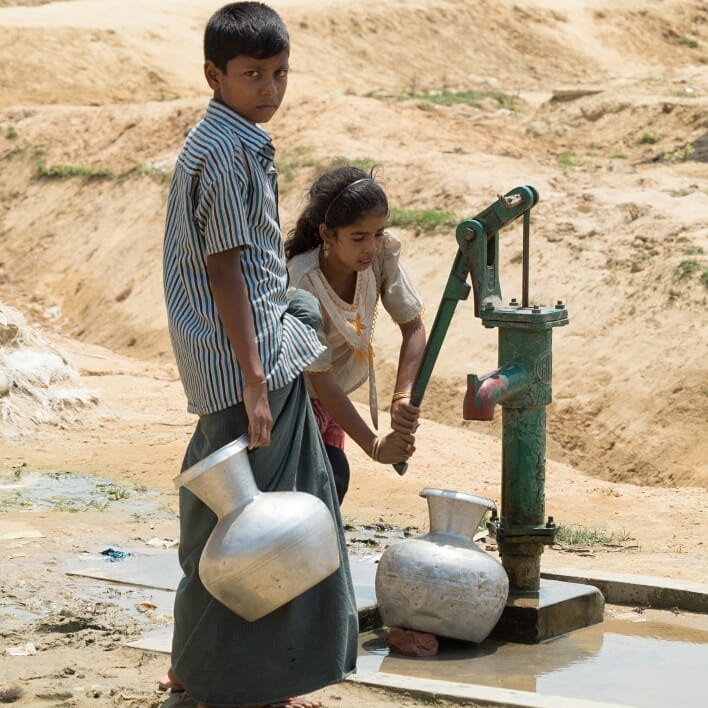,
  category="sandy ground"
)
[1,0,707,706]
